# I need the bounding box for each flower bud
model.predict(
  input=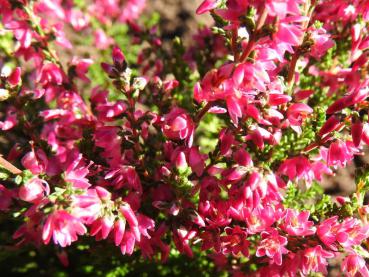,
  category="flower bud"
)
[162,108,194,146]
[19,178,49,202]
